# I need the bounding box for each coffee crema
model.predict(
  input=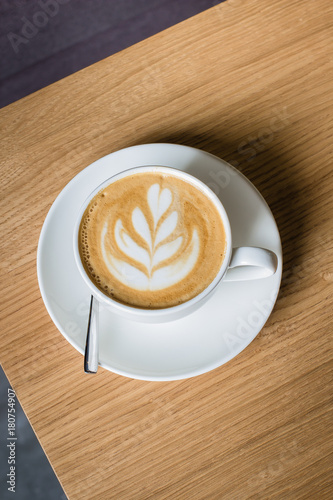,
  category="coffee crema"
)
[79,172,227,308]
